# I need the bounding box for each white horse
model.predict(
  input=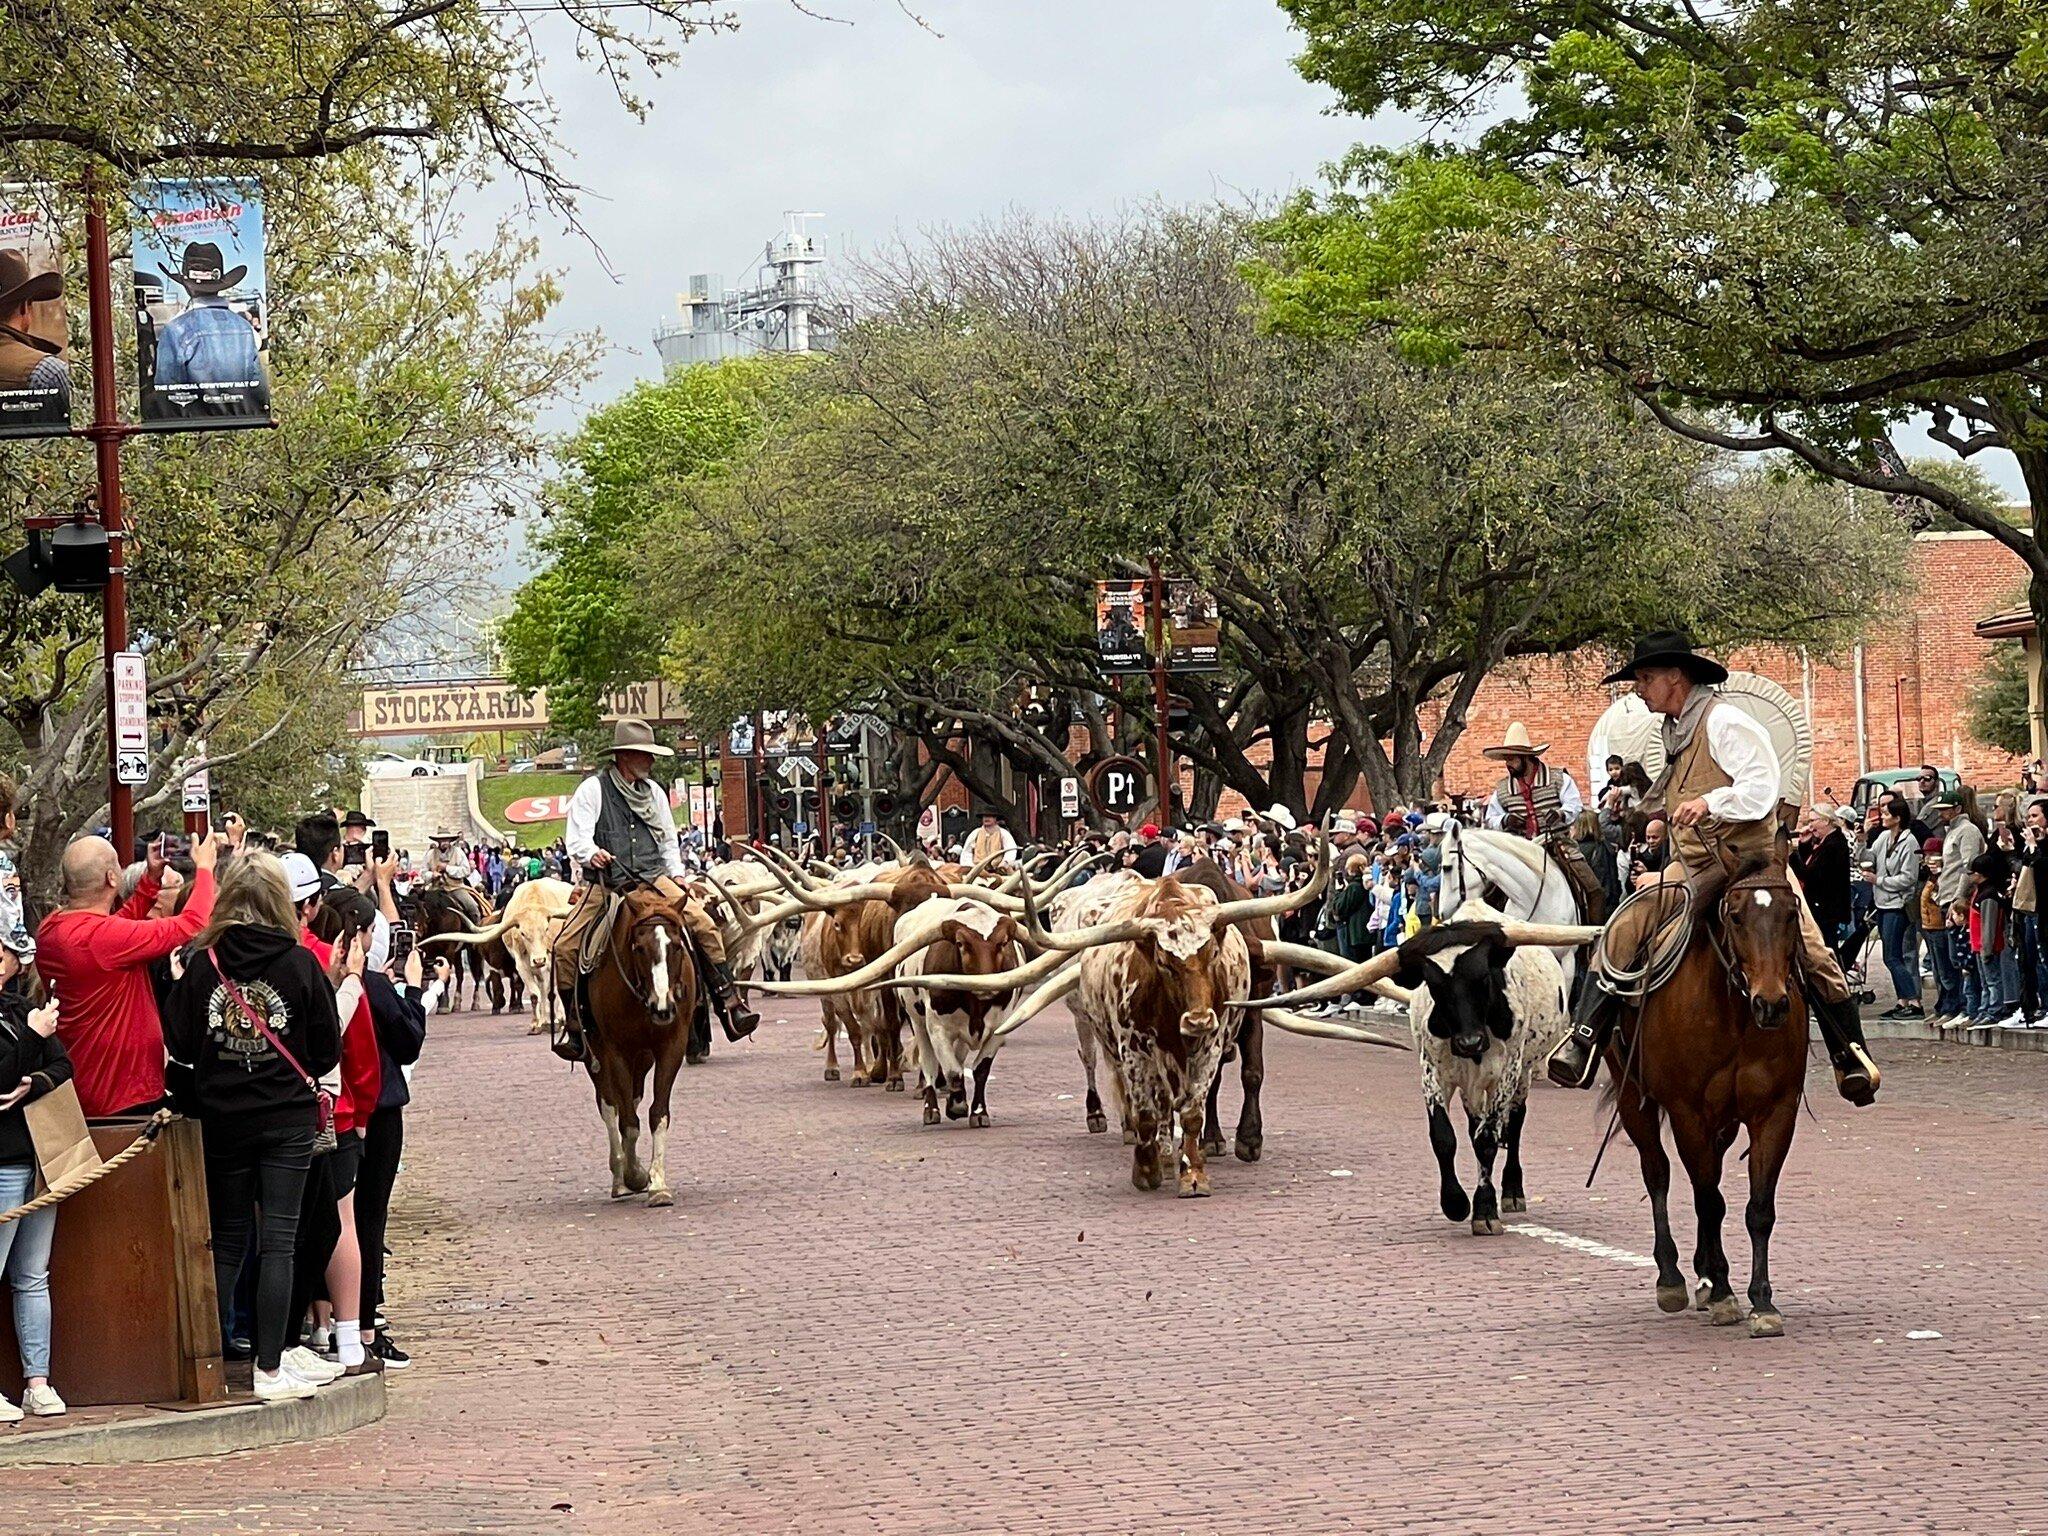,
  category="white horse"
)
[1434,821,1592,990]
